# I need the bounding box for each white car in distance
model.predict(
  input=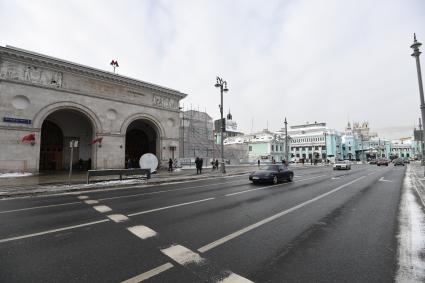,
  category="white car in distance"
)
[333,160,351,170]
